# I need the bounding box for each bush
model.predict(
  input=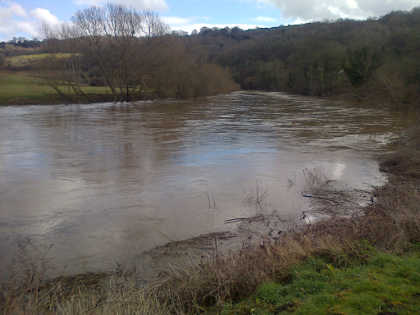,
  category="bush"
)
[0,53,5,67]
